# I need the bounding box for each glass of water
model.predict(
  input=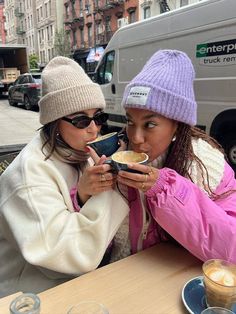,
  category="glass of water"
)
[9,293,40,314]
[67,301,109,314]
